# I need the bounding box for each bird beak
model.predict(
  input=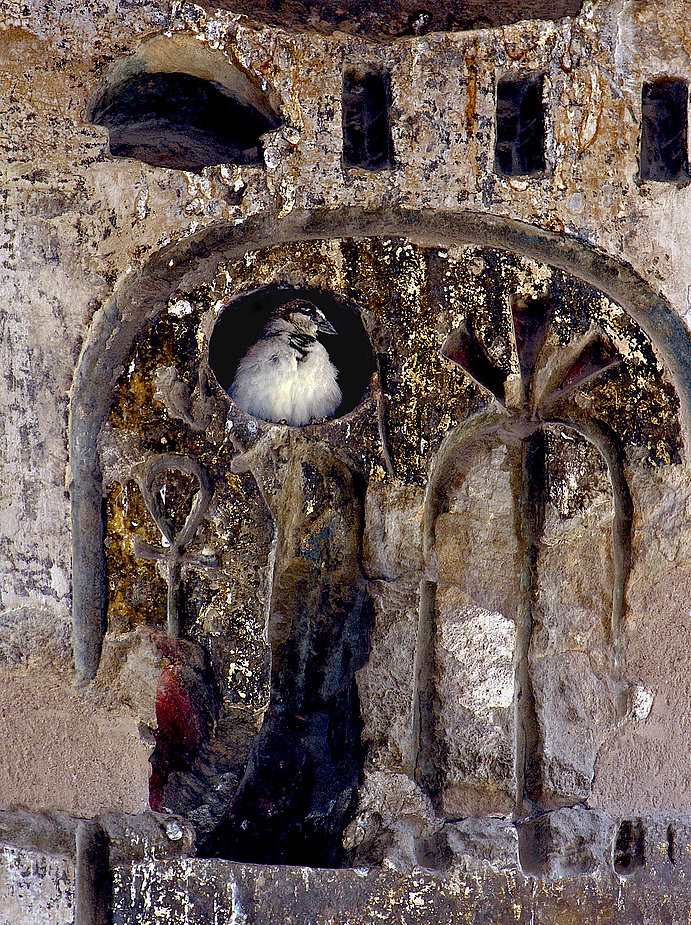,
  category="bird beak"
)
[316,312,337,335]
